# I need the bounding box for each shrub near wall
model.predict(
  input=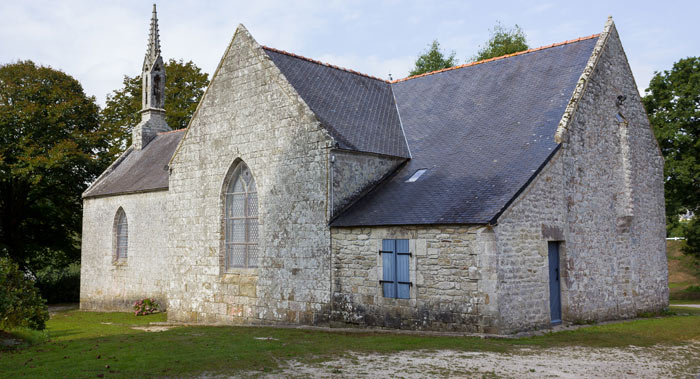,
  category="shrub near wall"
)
[35,263,80,304]
[0,258,49,330]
